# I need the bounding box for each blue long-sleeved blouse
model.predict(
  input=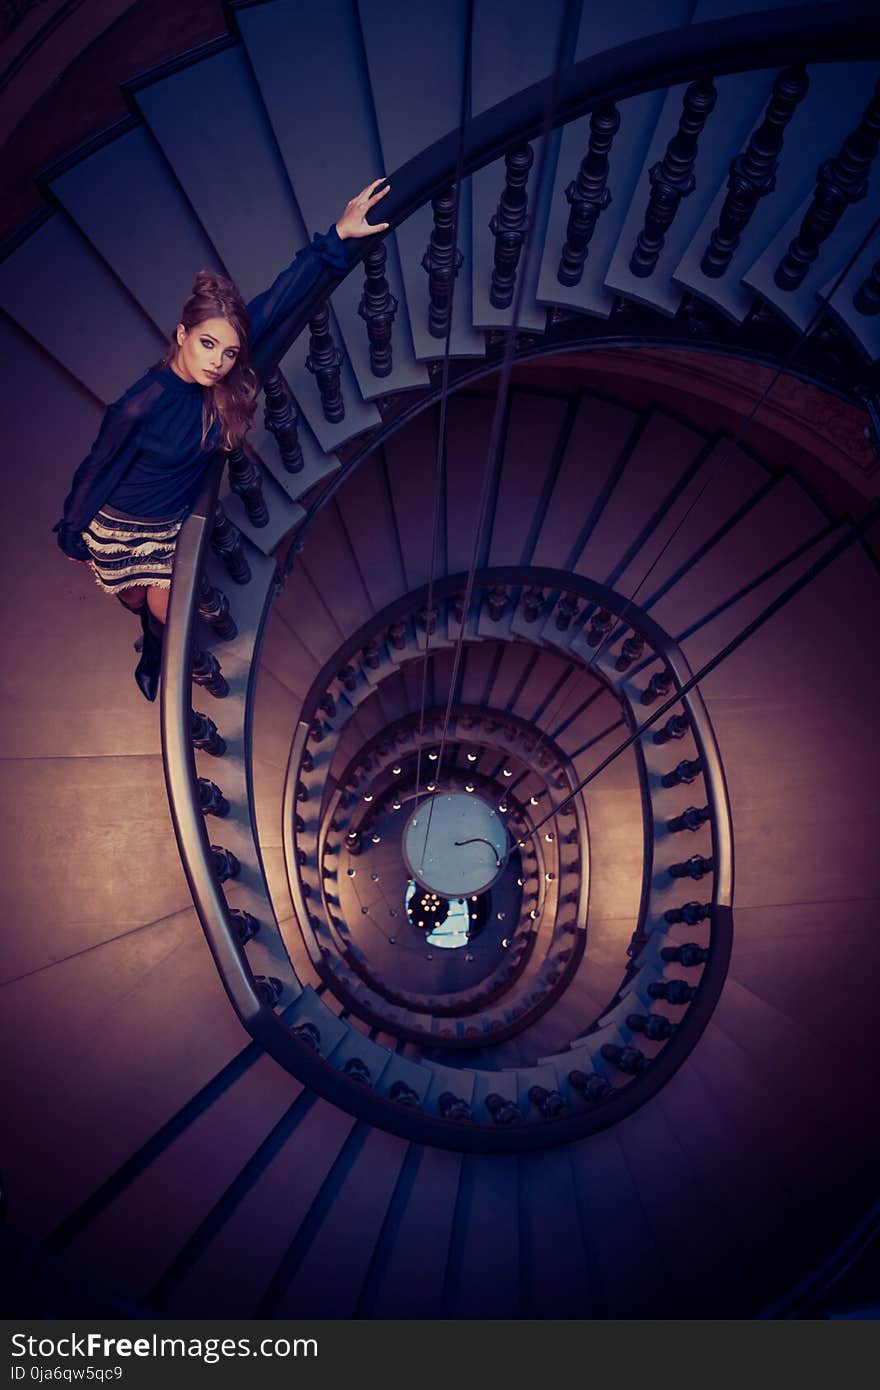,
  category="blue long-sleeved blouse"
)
[53,223,349,561]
